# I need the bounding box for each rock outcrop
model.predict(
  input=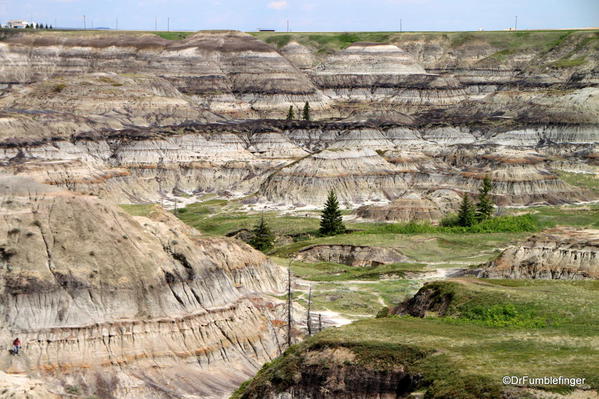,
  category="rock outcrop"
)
[355,191,449,223]
[0,31,597,211]
[295,245,411,267]
[233,344,422,399]
[0,31,328,119]
[479,227,599,279]
[0,178,287,398]
[259,148,408,207]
